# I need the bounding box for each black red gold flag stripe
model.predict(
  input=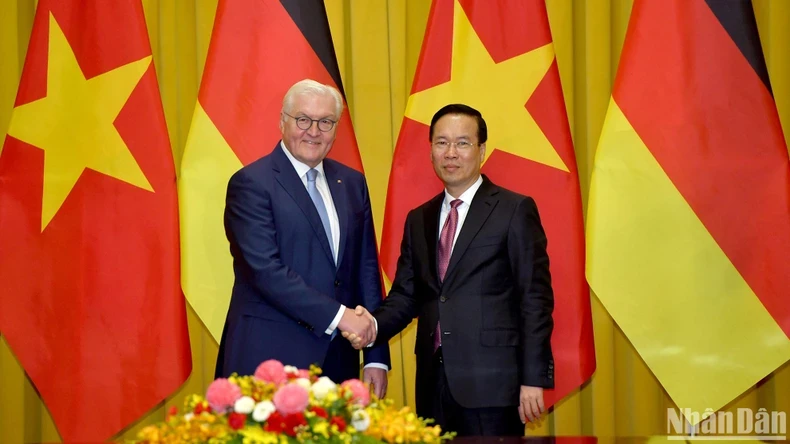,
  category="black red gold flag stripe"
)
[587,0,790,423]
